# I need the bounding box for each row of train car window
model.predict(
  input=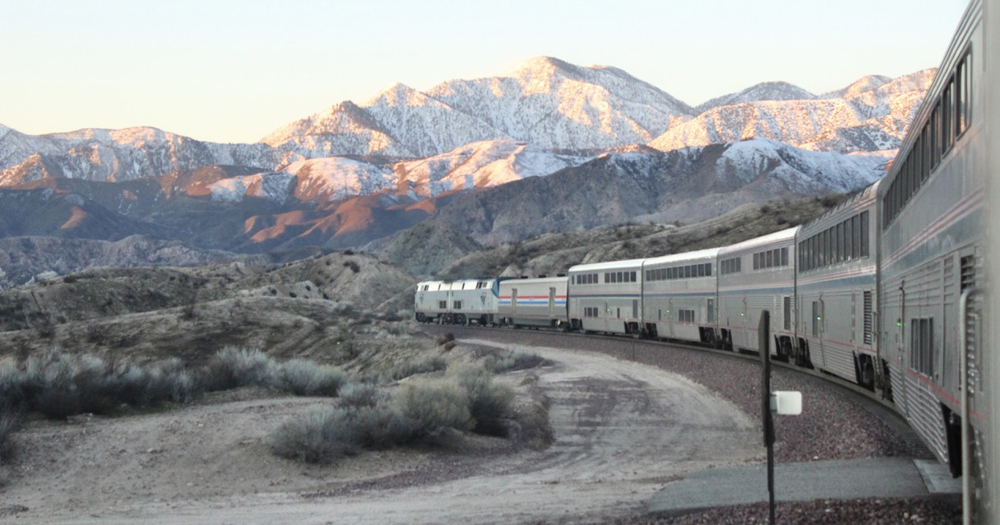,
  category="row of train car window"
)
[645,263,712,282]
[798,211,870,273]
[720,257,742,275]
[883,50,972,228]
[583,307,600,317]
[572,271,637,285]
[752,248,789,270]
